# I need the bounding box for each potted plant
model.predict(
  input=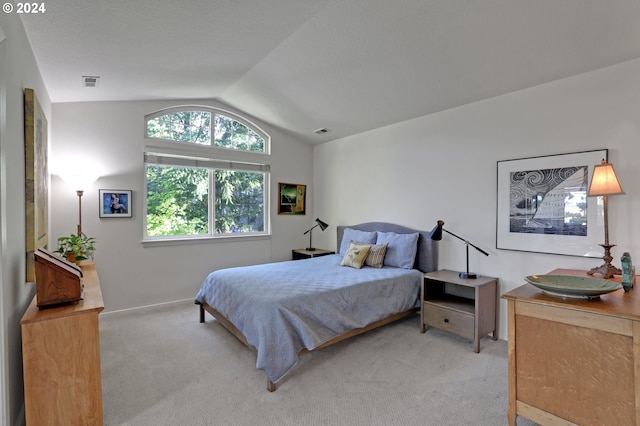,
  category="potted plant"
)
[54,233,96,264]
